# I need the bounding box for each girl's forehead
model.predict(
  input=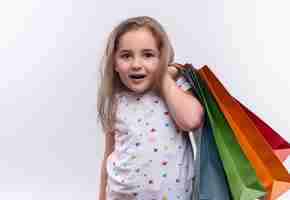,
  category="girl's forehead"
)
[117,28,159,51]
